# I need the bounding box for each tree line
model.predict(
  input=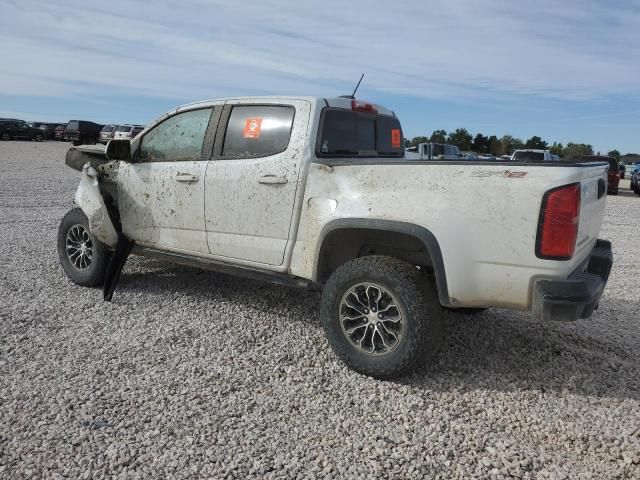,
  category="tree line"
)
[407,128,631,160]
